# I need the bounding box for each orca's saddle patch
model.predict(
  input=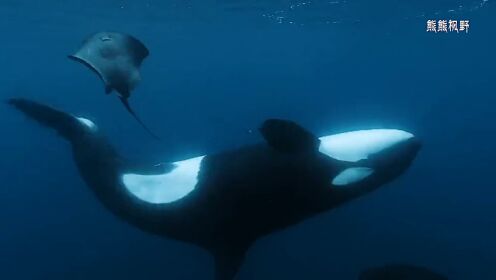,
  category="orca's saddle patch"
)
[259,119,320,153]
